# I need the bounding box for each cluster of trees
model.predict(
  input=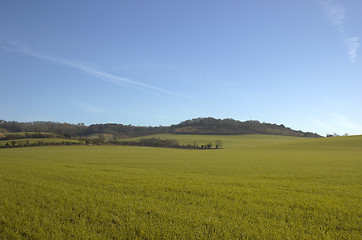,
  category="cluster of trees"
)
[117,138,223,149]
[326,133,348,137]
[0,118,321,138]
[79,135,223,150]
[84,124,169,138]
[118,138,181,148]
